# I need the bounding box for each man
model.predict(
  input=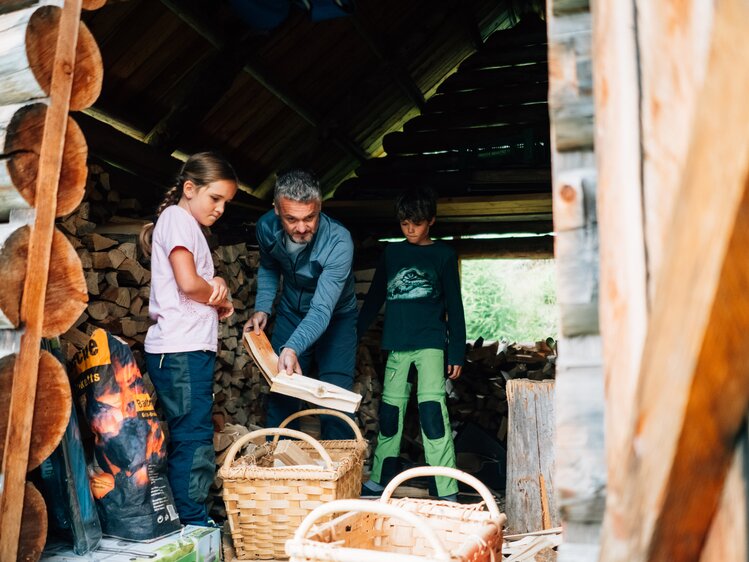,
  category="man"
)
[245,169,358,439]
